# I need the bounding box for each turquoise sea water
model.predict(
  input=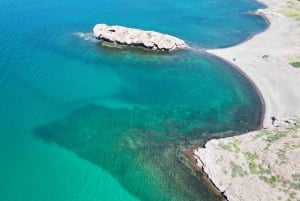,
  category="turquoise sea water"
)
[0,0,267,201]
